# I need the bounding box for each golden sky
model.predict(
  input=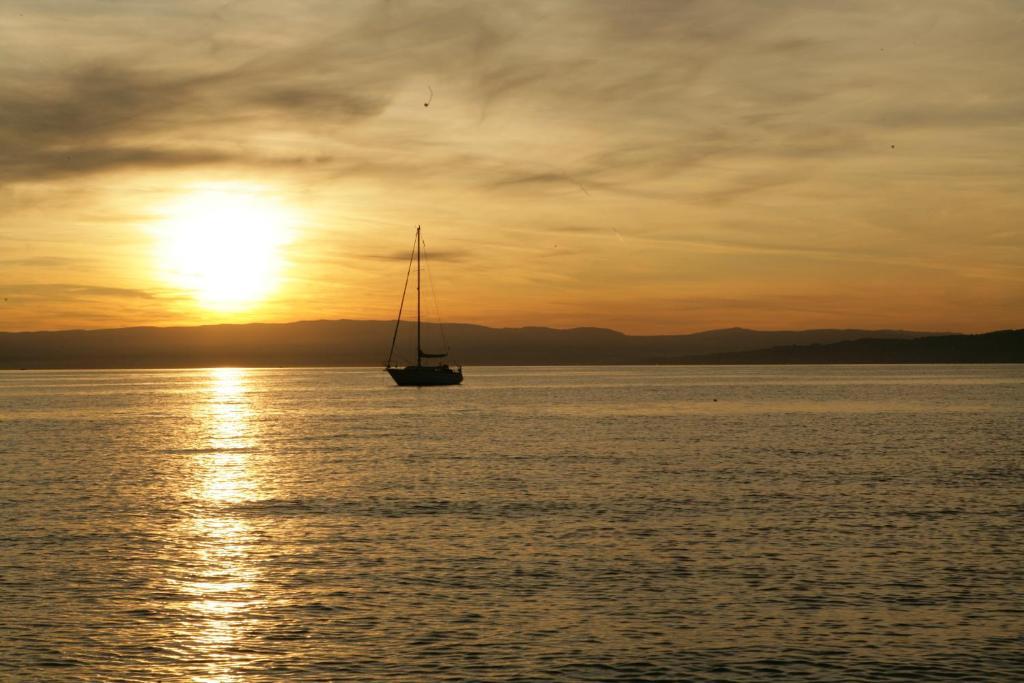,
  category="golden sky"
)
[1,0,1022,334]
